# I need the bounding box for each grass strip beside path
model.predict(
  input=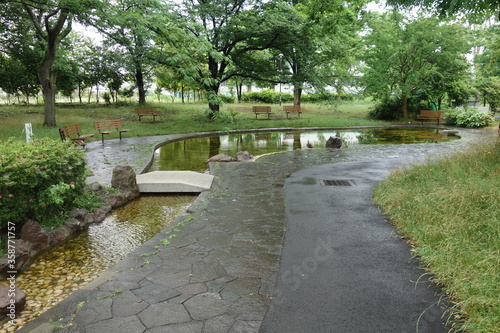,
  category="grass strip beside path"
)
[374,141,500,333]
